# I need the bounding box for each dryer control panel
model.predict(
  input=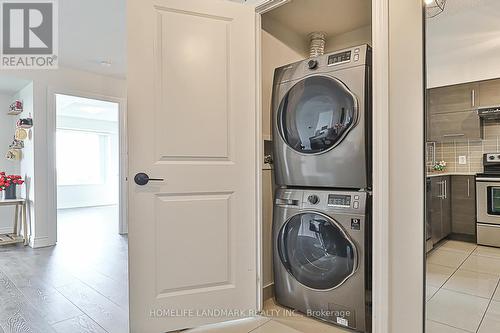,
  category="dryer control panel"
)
[275,188,368,214]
